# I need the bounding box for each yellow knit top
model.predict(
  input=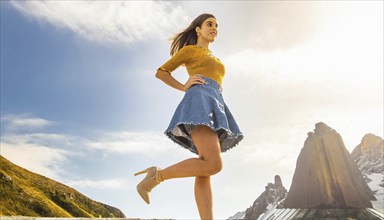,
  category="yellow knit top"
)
[158,45,225,85]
